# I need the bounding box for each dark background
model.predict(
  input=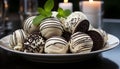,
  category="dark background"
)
[6,0,120,19]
